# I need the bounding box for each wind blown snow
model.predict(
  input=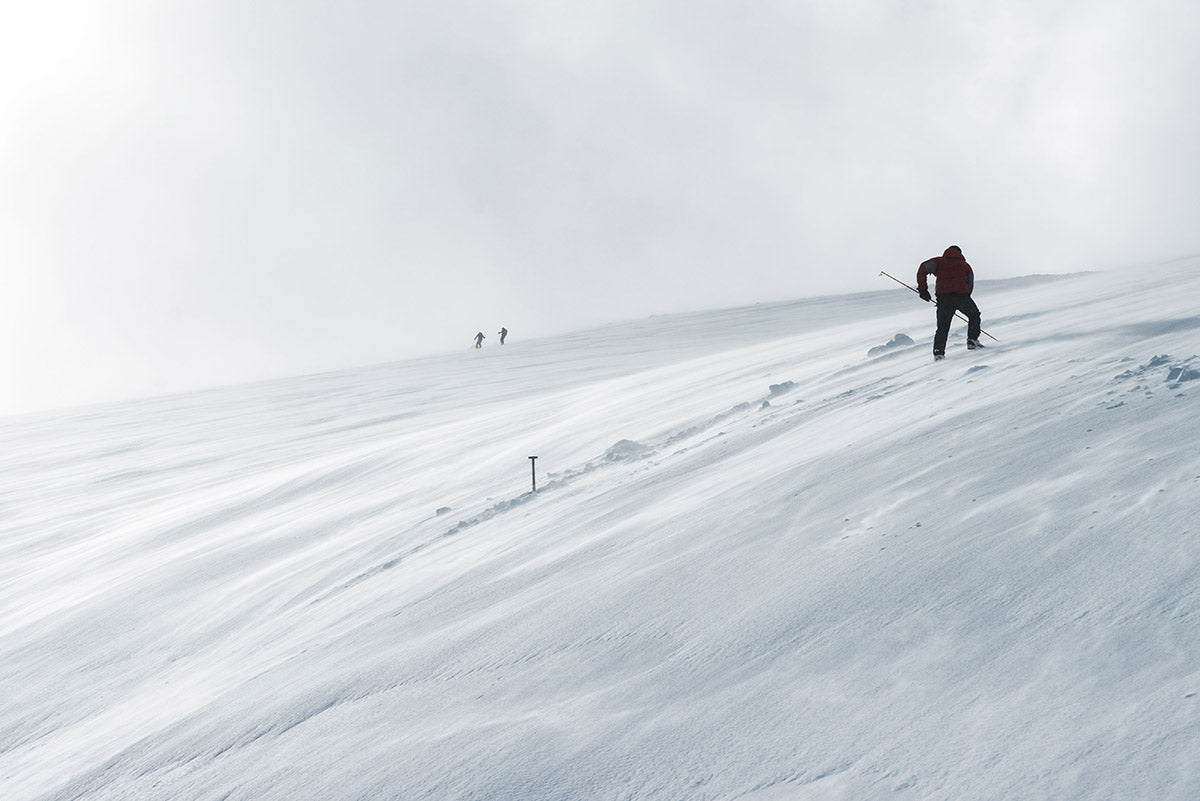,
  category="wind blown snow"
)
[3,261,1199,800]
